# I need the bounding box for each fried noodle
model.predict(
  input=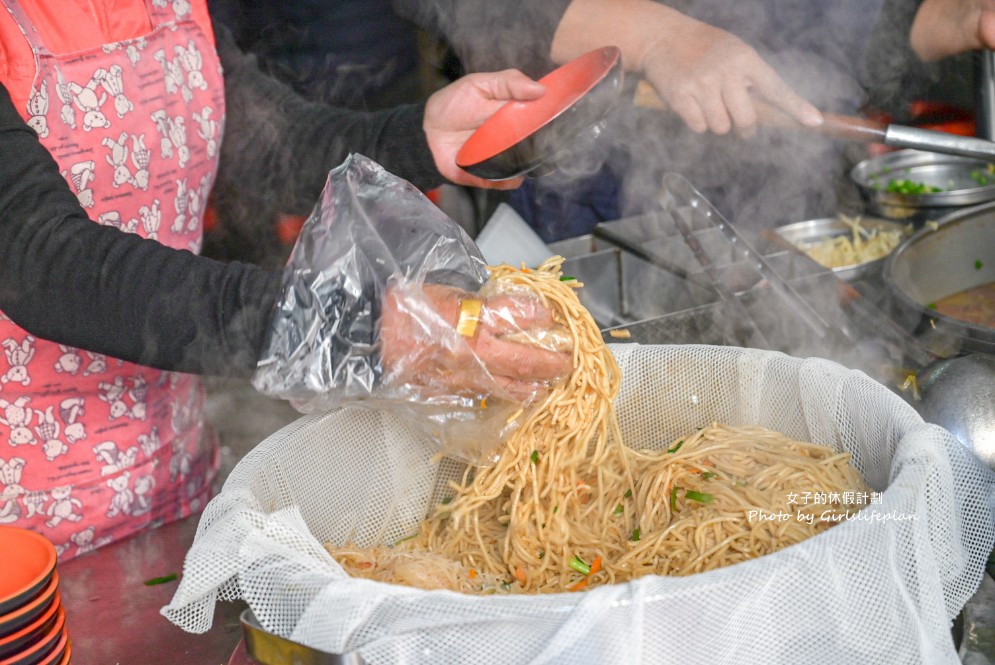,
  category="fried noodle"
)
[326,257,868,593]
